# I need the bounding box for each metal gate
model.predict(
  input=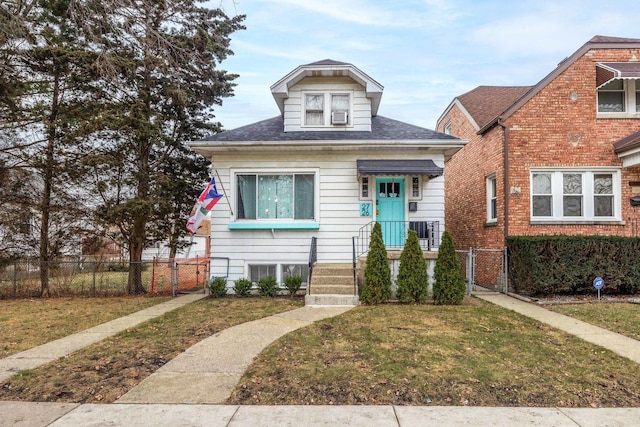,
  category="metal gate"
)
[456,248,508,294]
